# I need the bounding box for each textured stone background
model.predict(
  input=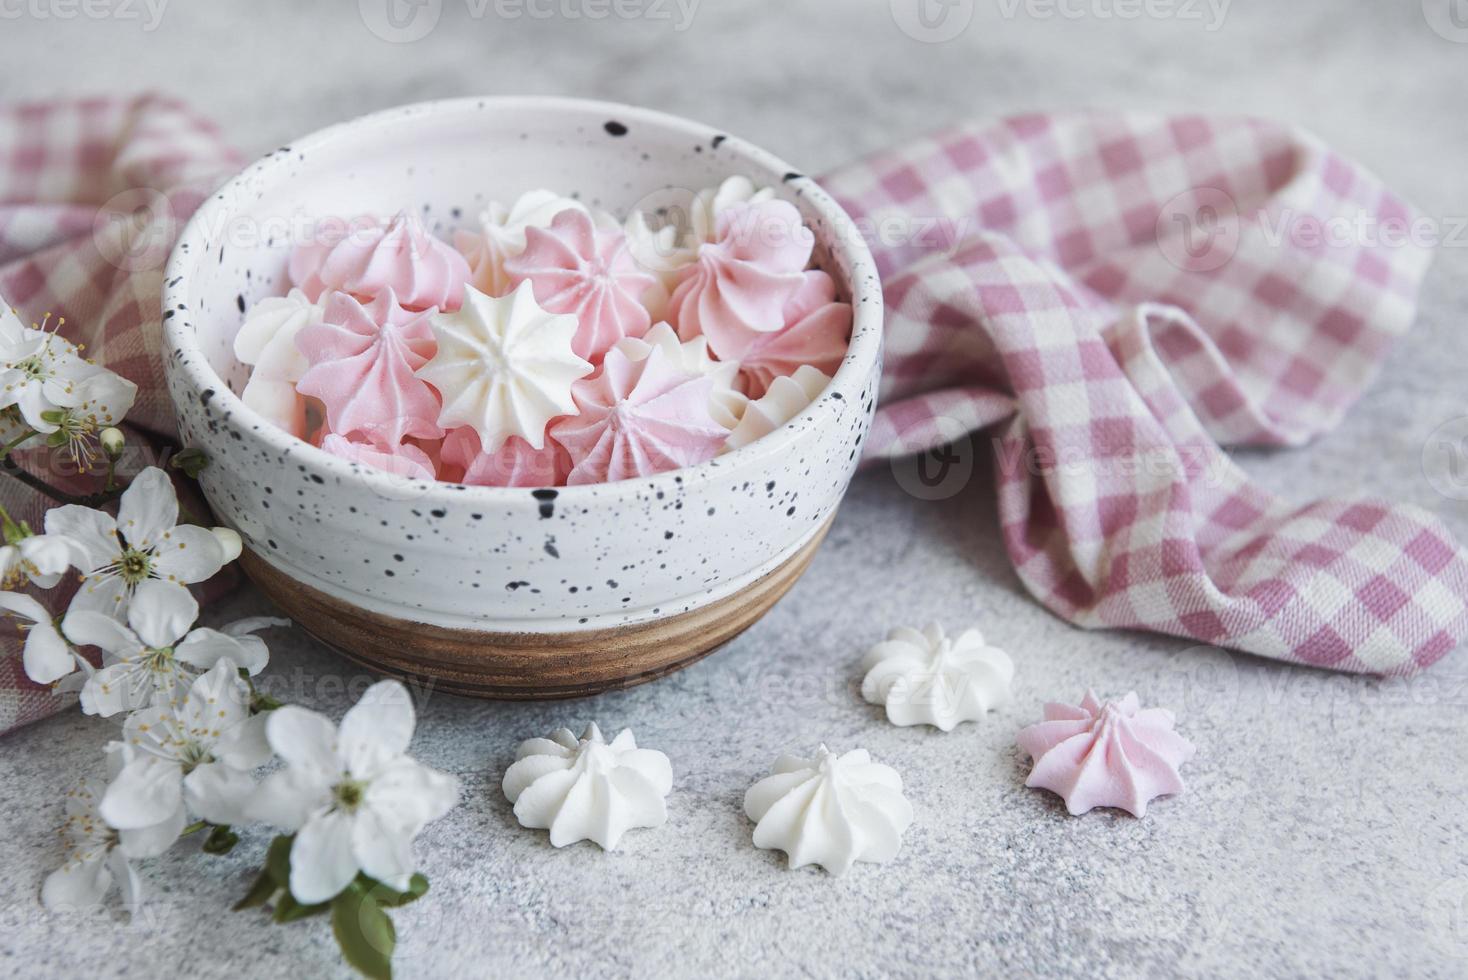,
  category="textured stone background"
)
[3,1,1468,976]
